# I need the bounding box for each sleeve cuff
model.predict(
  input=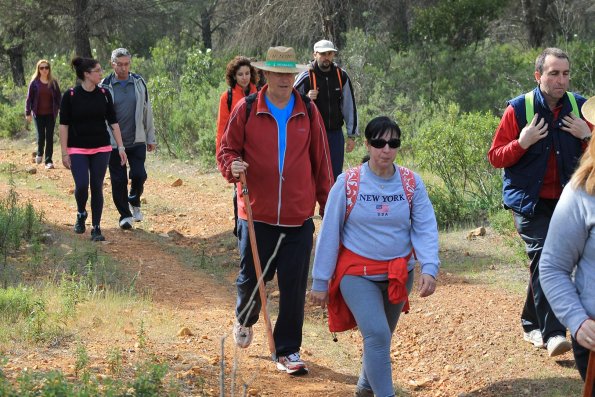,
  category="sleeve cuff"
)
[420,263,440,279]
[312,279,329,292]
